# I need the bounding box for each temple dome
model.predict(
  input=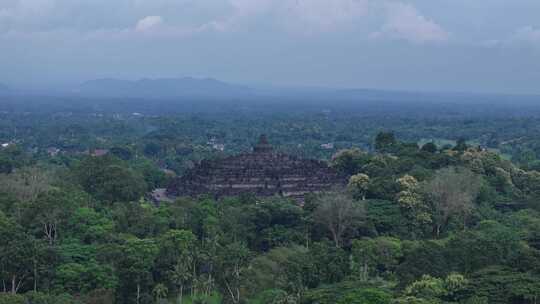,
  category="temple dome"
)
[167,136,345,201]
[253,134,273,153]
